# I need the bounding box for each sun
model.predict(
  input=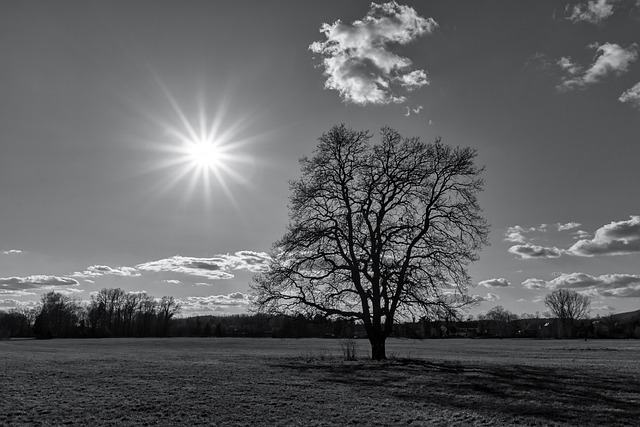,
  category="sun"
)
[135,75,262,210]
[186,139,223,170]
